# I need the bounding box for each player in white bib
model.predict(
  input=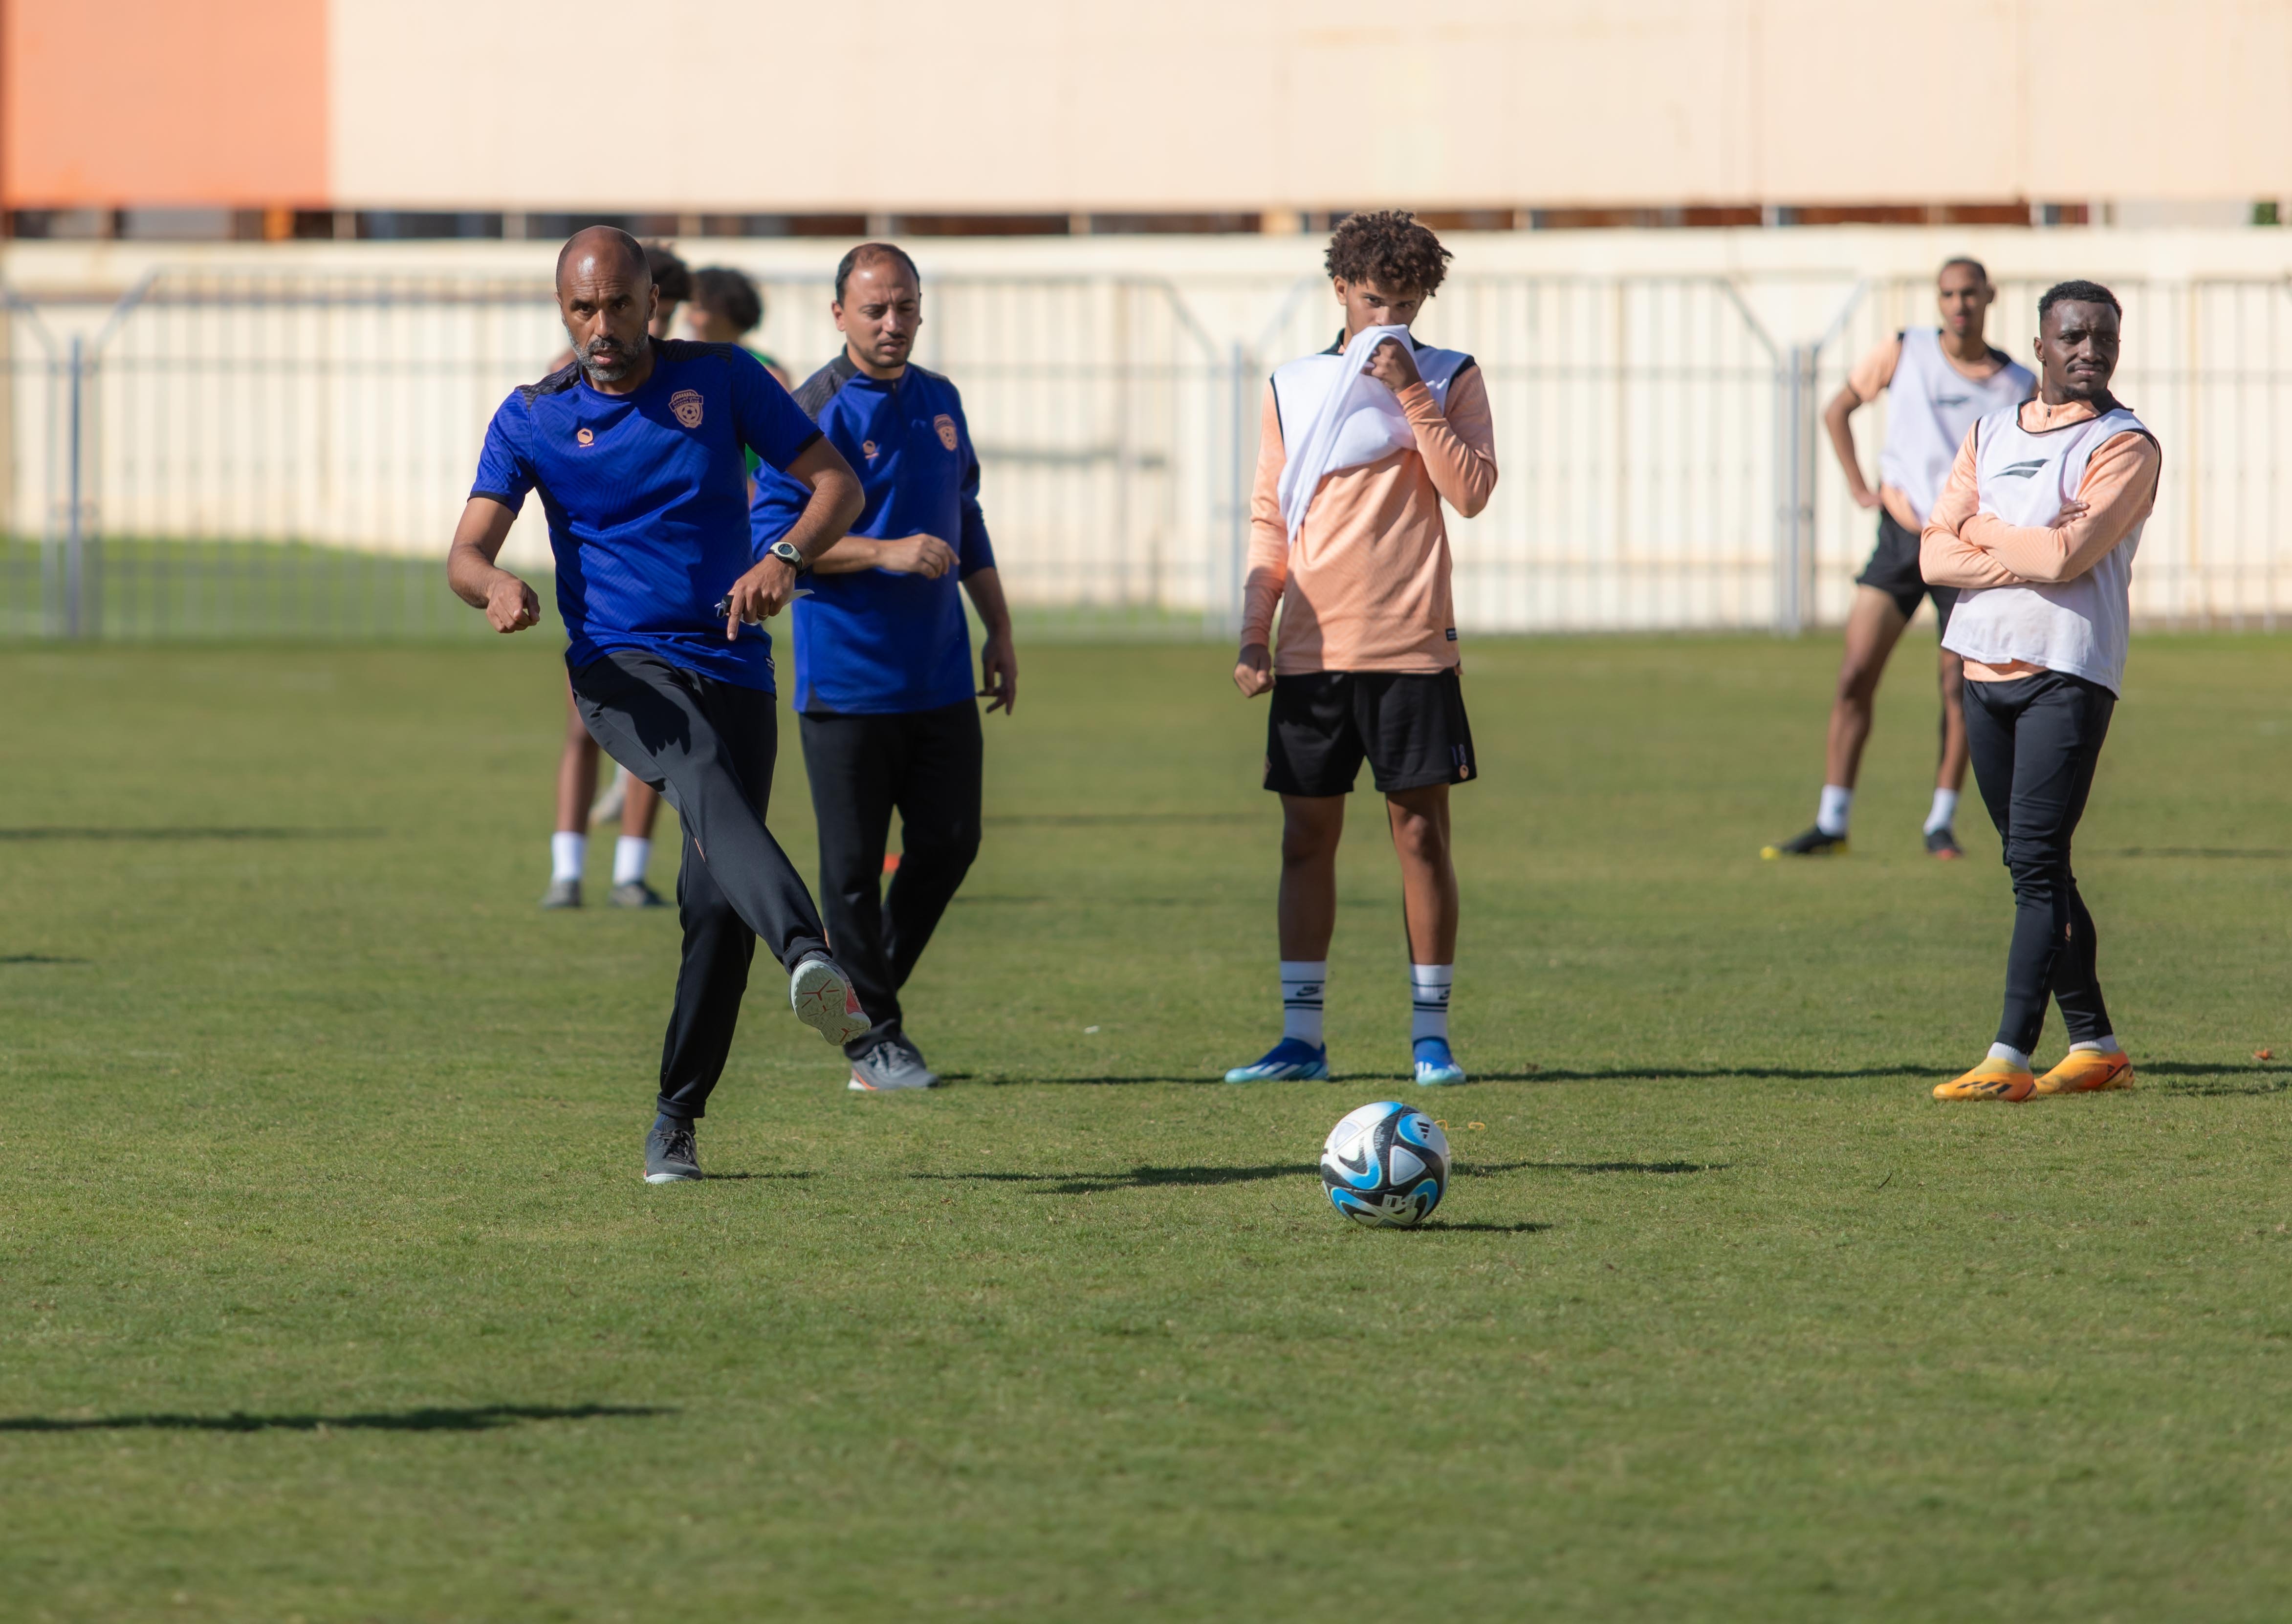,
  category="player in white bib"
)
[1919,281,2160,1102]
[1765,260,2033,860]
